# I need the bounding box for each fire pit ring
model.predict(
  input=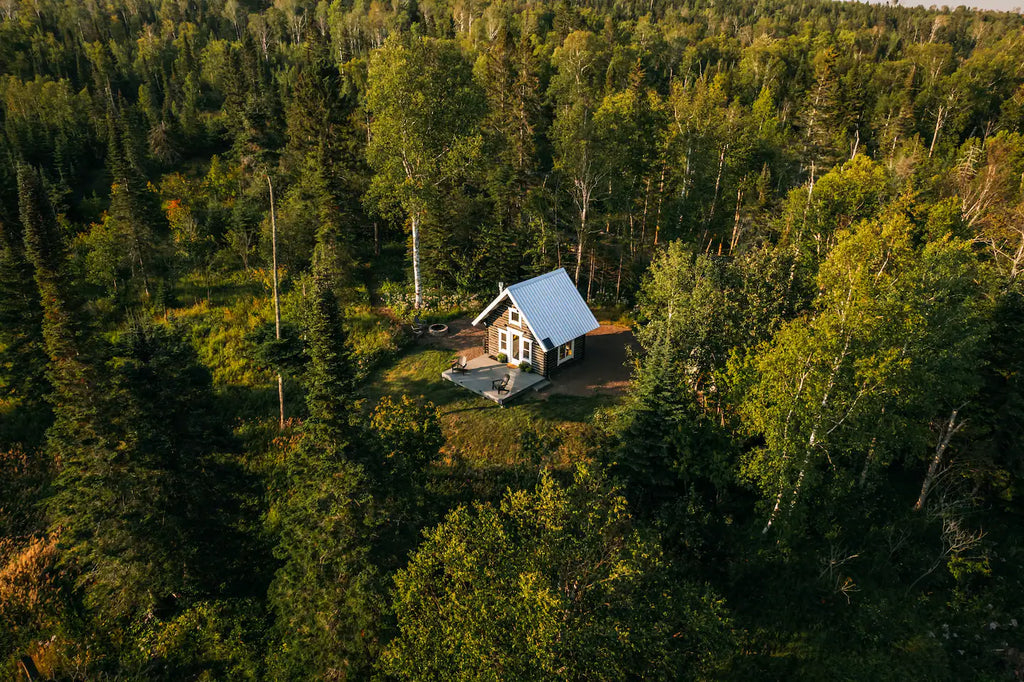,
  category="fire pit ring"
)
[428,323,449,337]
